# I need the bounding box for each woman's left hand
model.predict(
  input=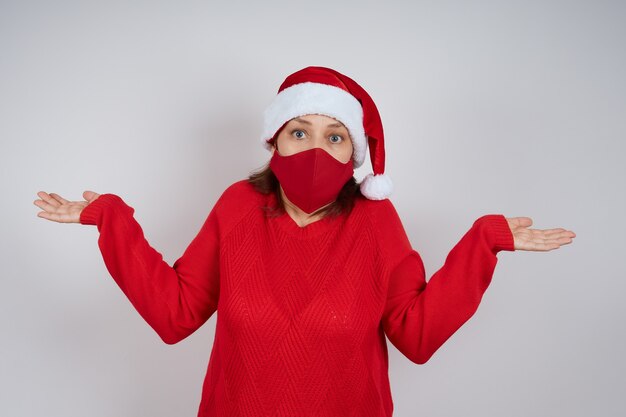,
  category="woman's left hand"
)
[505,217,576,251]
